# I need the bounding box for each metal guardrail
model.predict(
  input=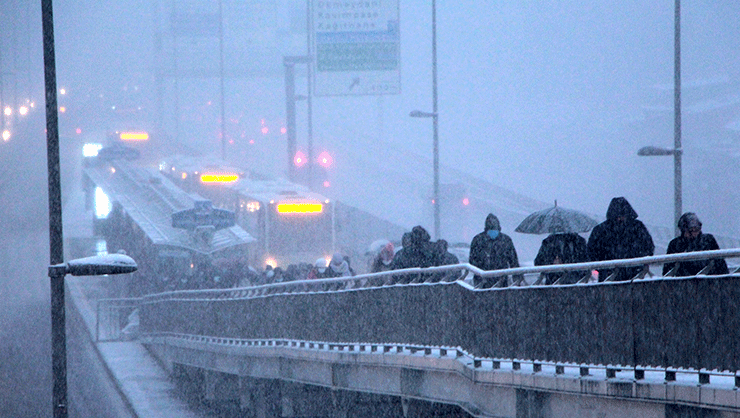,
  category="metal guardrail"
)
[96,298,141,342]
[141,248,740,303]
[136,249,740,387]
